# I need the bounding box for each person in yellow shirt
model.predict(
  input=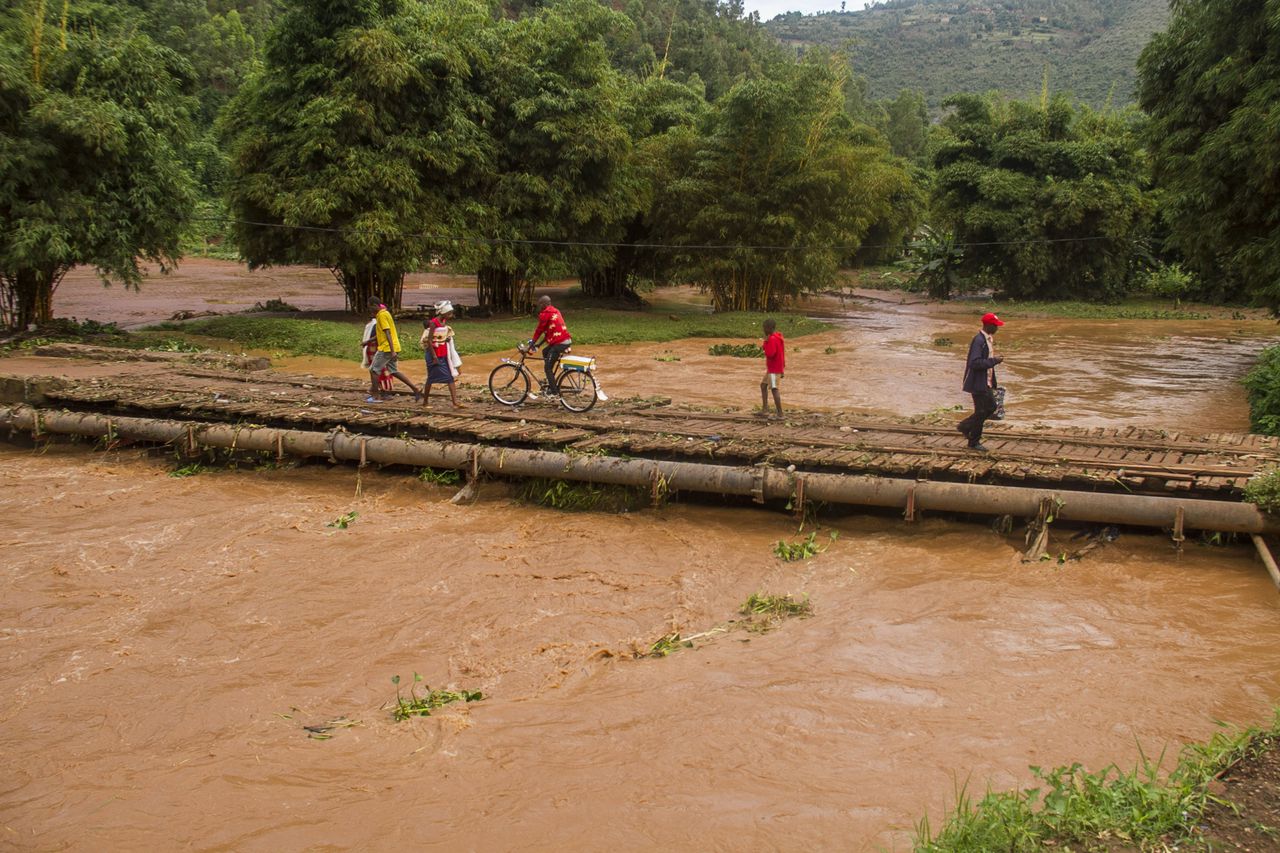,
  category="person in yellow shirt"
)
[364,297,421,403]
